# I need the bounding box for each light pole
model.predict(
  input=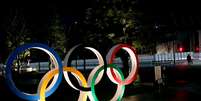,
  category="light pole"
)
[173,39,176,64]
